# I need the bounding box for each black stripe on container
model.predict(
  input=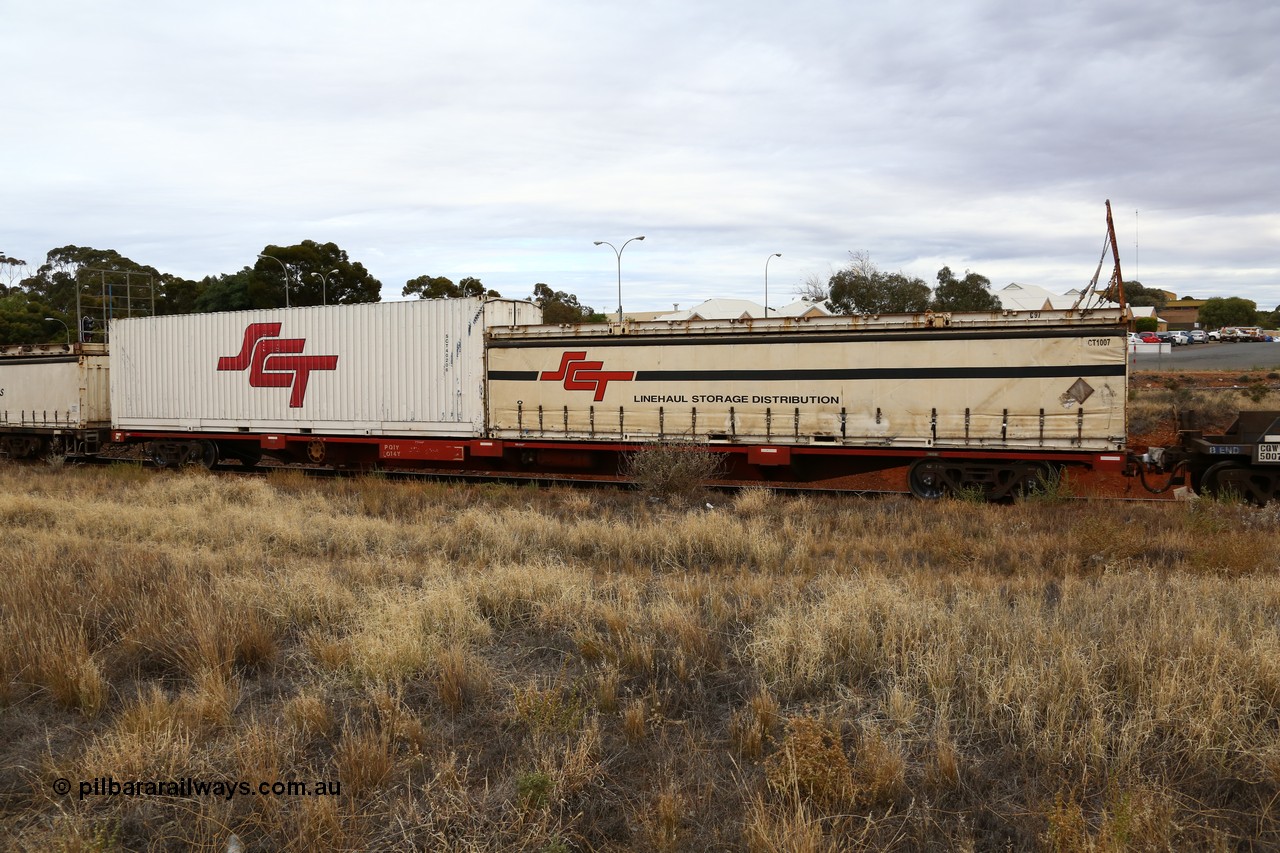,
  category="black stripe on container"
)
[0,356,81,366]
[489,370,541,381]
[632,365,1127,382]
[485,326,1123,348]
